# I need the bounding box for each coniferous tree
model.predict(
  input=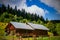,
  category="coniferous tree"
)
[0,4,45,23]
[7,4,10,13]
